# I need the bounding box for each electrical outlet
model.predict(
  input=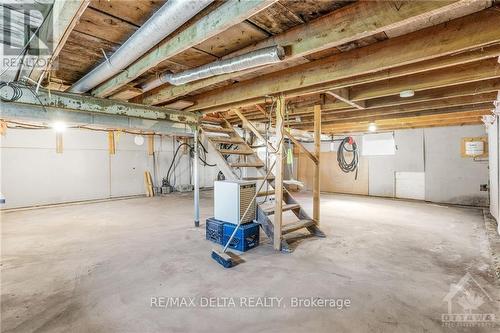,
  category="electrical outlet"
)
[480,184,488,192]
